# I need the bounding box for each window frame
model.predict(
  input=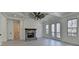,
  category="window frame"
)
[67,18,78,37]
[45,24,49,34]
[51,23,61,38]
[56,23,61,38]
[51,24,55,37]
